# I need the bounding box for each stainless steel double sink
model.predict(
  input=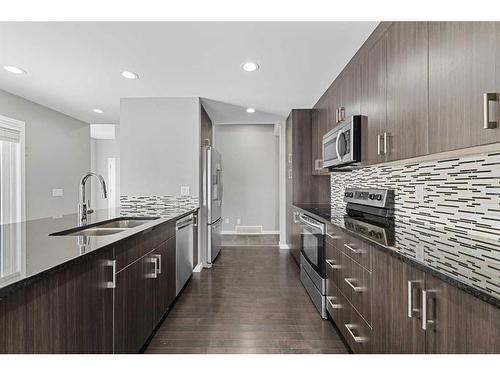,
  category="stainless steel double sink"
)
[50,217,160,237]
